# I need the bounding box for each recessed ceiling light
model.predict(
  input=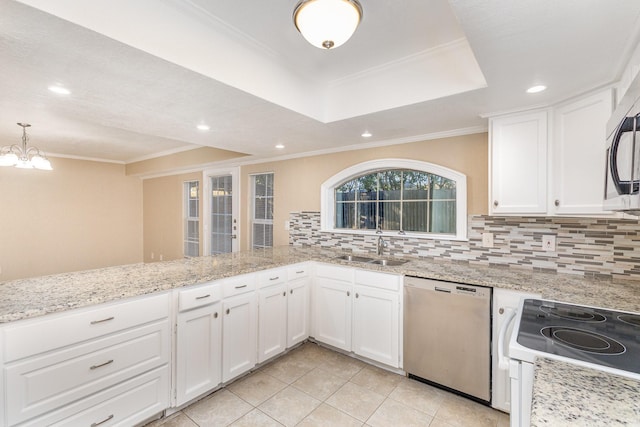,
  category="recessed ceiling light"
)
[361,131,372,138]
[526,85,547,94]
[48,85,70,95]
[275,144,285,149]
[196,124,210,131]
